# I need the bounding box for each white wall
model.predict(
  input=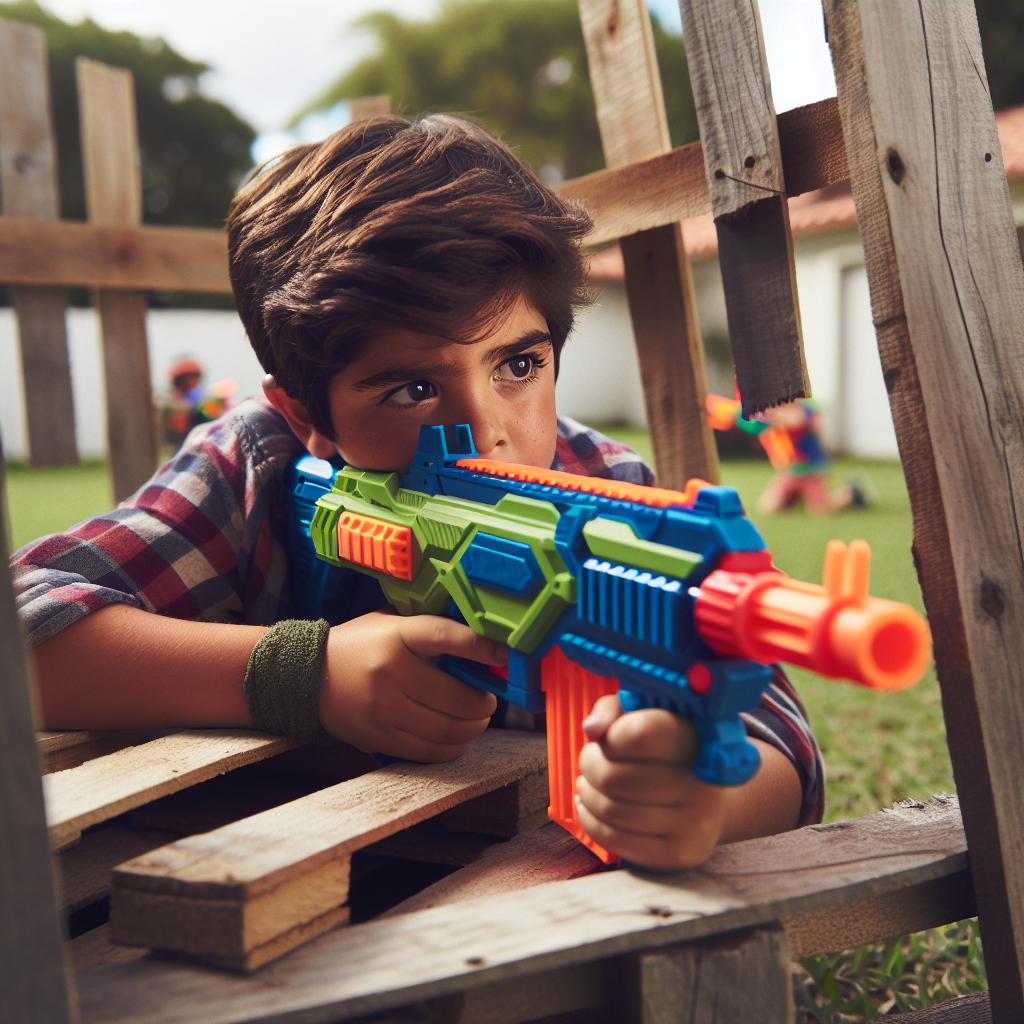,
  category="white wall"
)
[0,308,265,461]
